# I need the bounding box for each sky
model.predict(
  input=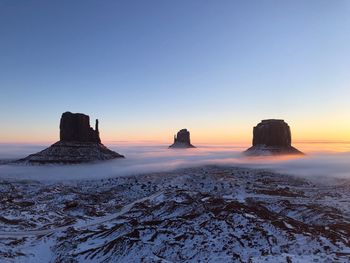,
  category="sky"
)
[0,0,350,144]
